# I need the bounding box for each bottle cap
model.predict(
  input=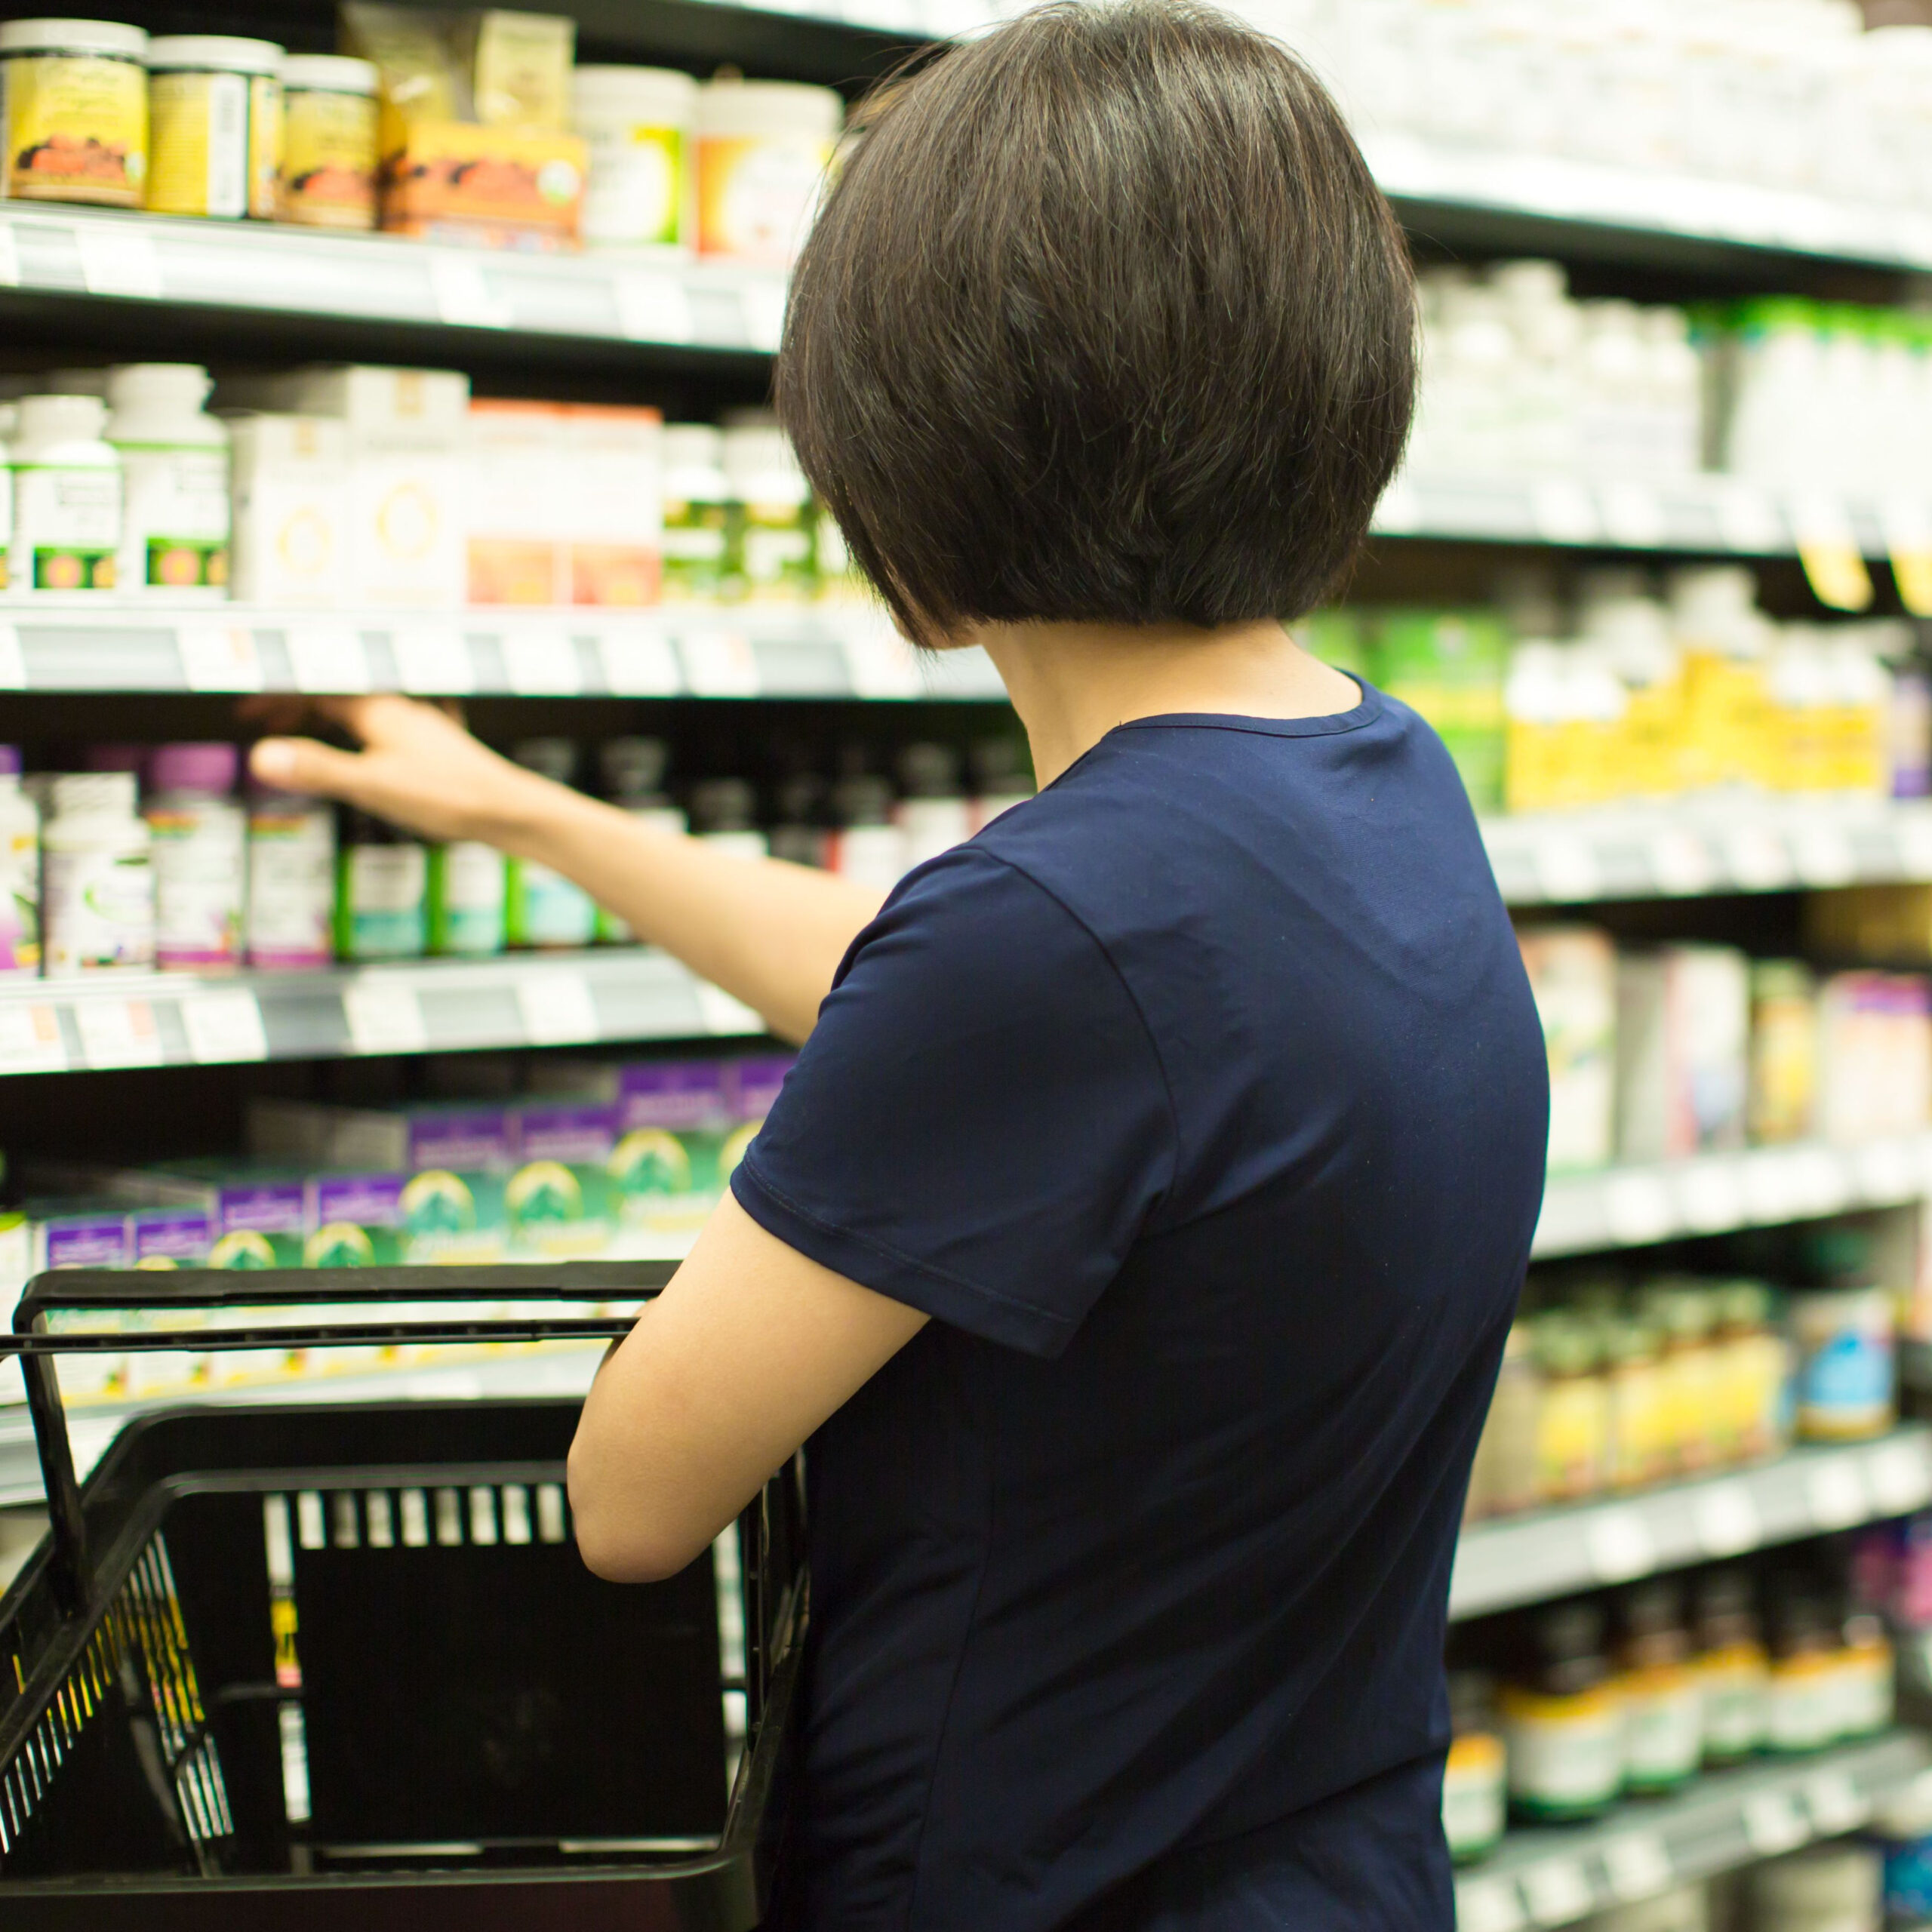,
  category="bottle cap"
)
[149,741,238,795]
[512,738,577,786]
[51,771,137,817]
[280,52,377,94]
